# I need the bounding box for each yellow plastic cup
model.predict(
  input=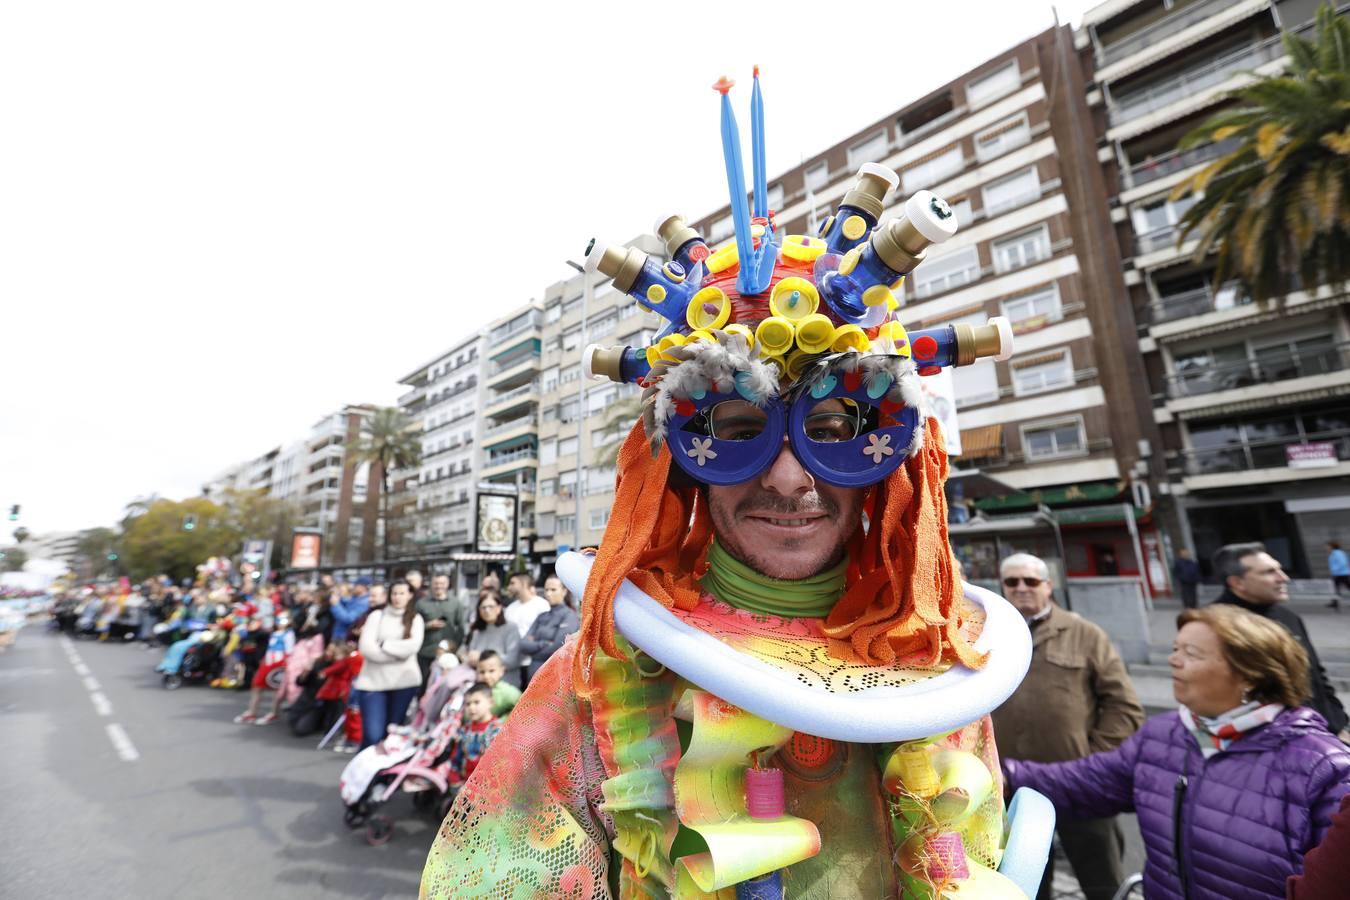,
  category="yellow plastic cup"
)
[656,332,688,362]
[685,286,730,330]
[723,323,755,349]
[795,314,836,354]
[755,316,796,356]
[832,324,871,353]
[769,276,820,321]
